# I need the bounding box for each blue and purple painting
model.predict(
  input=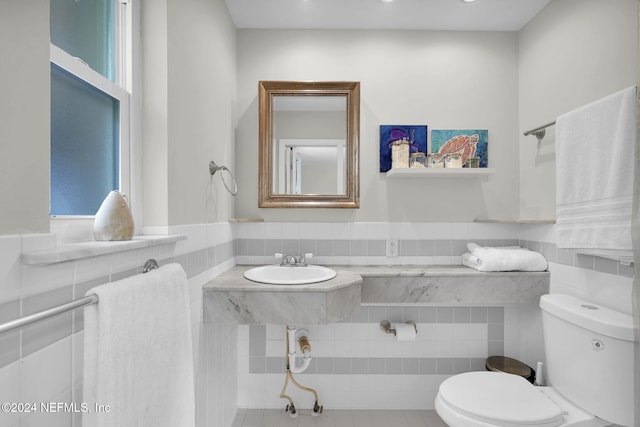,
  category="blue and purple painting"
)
[431,129,488,168]
[379,125,428,172]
